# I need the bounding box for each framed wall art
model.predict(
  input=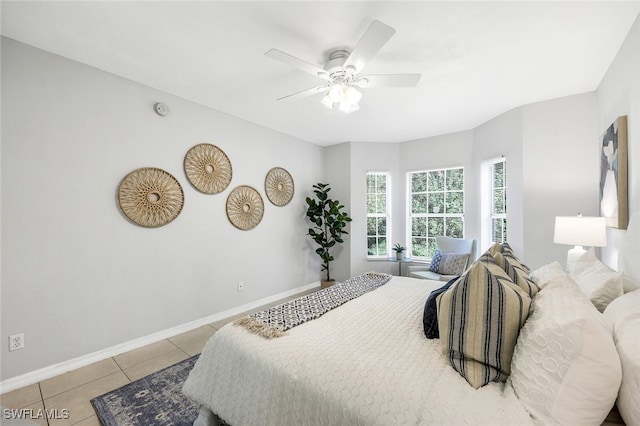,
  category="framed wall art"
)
[599,115,628,229]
